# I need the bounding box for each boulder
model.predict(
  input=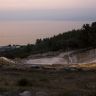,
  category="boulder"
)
[0,57,15,65]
